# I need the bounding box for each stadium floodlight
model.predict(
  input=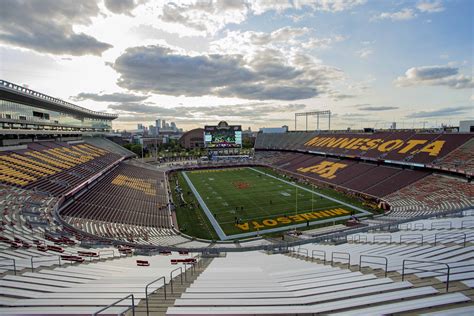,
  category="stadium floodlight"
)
[295,110,331,131]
